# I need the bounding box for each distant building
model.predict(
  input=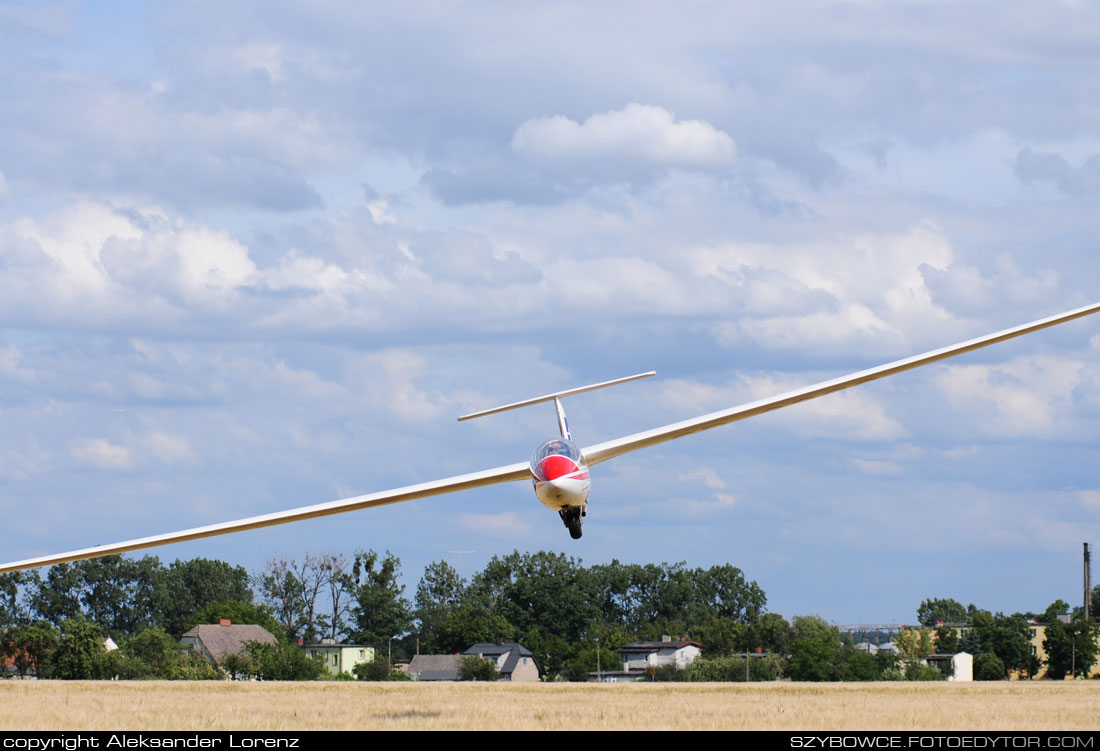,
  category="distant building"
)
[616,637,702,677]
[300,639,375,676]
[407,654,462,681]
[180,619,276,664]
[463,642,540,682]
